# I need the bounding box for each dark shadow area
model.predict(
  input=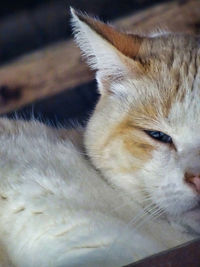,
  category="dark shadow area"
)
[5,80,99,127]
